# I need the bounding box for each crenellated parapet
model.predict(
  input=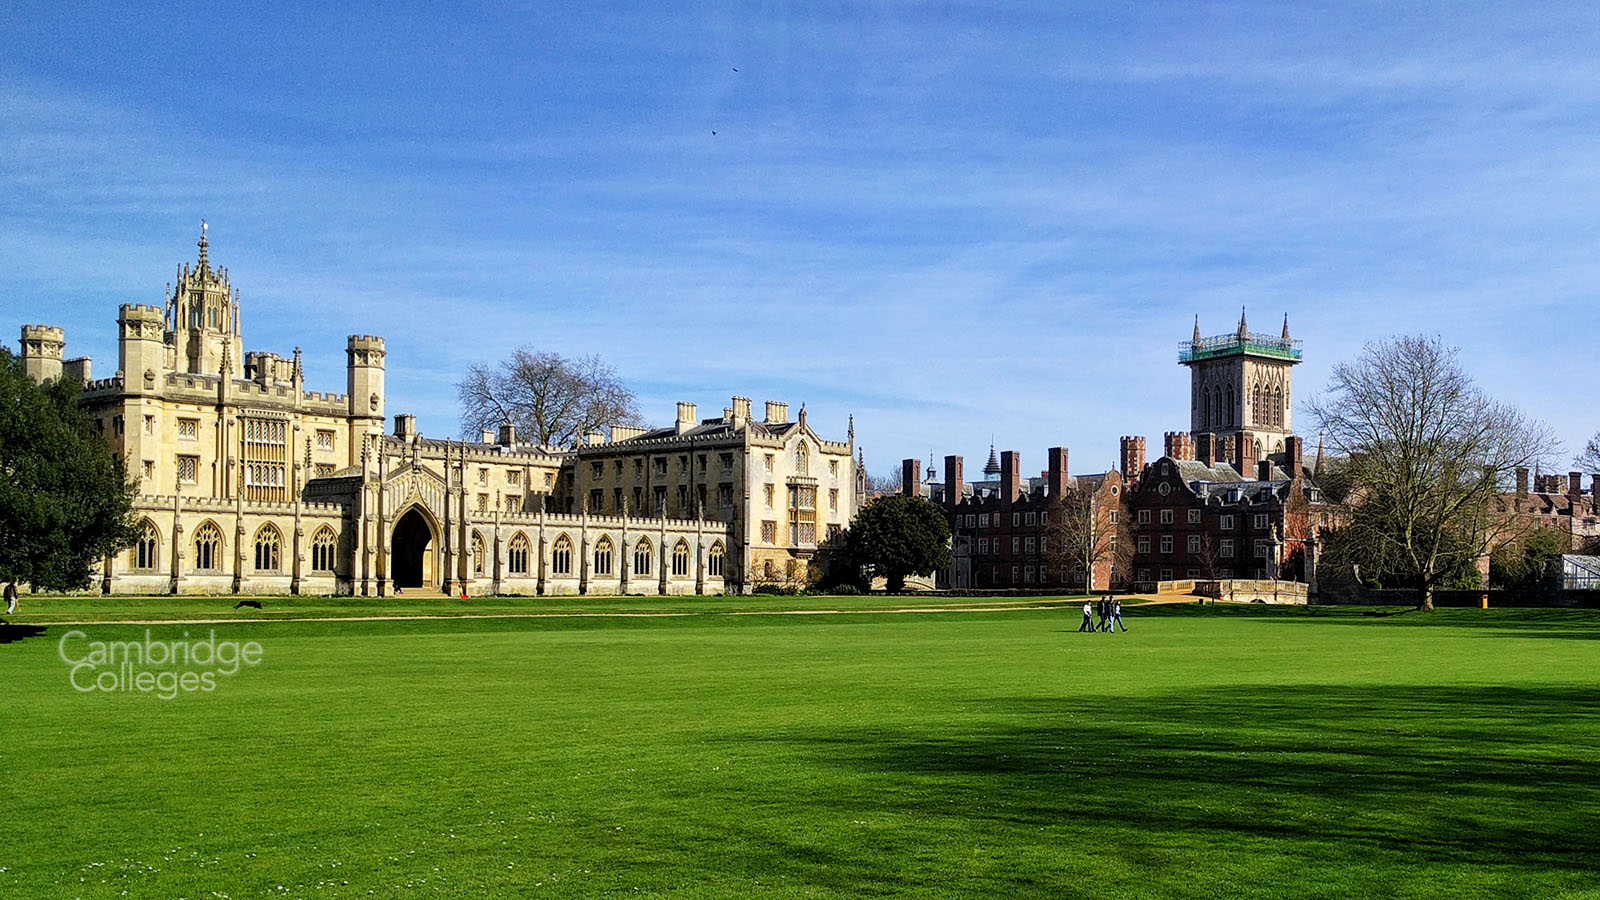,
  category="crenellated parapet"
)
[20,324,66,383]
